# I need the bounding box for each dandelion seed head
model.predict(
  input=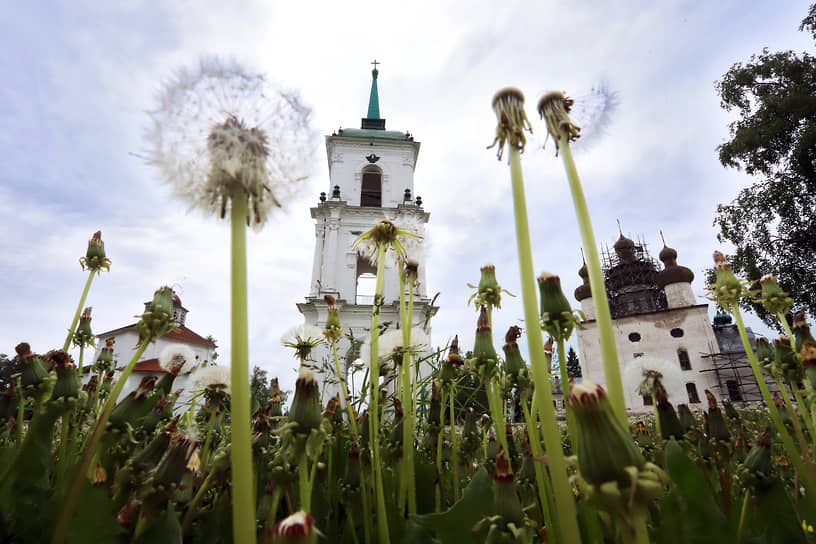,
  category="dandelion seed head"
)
[146,57,317,230]
[191,364,231,396]
[159,344,197,375]
[622,356,684,403]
